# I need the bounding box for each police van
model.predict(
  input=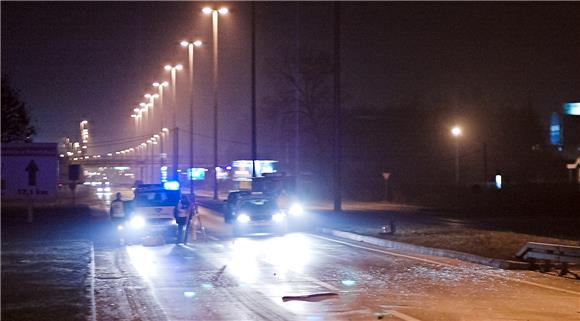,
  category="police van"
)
[124,181,190,243]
